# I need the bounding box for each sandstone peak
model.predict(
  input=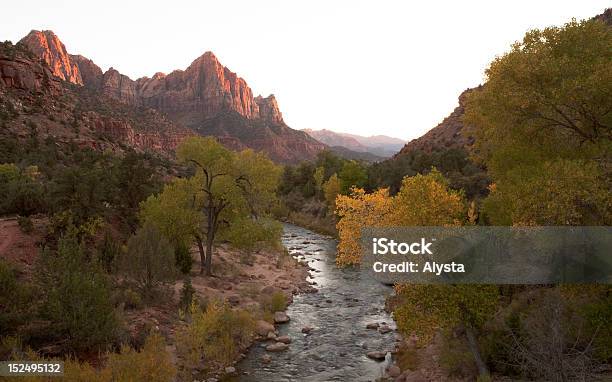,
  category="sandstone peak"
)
[19,30,83,85]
